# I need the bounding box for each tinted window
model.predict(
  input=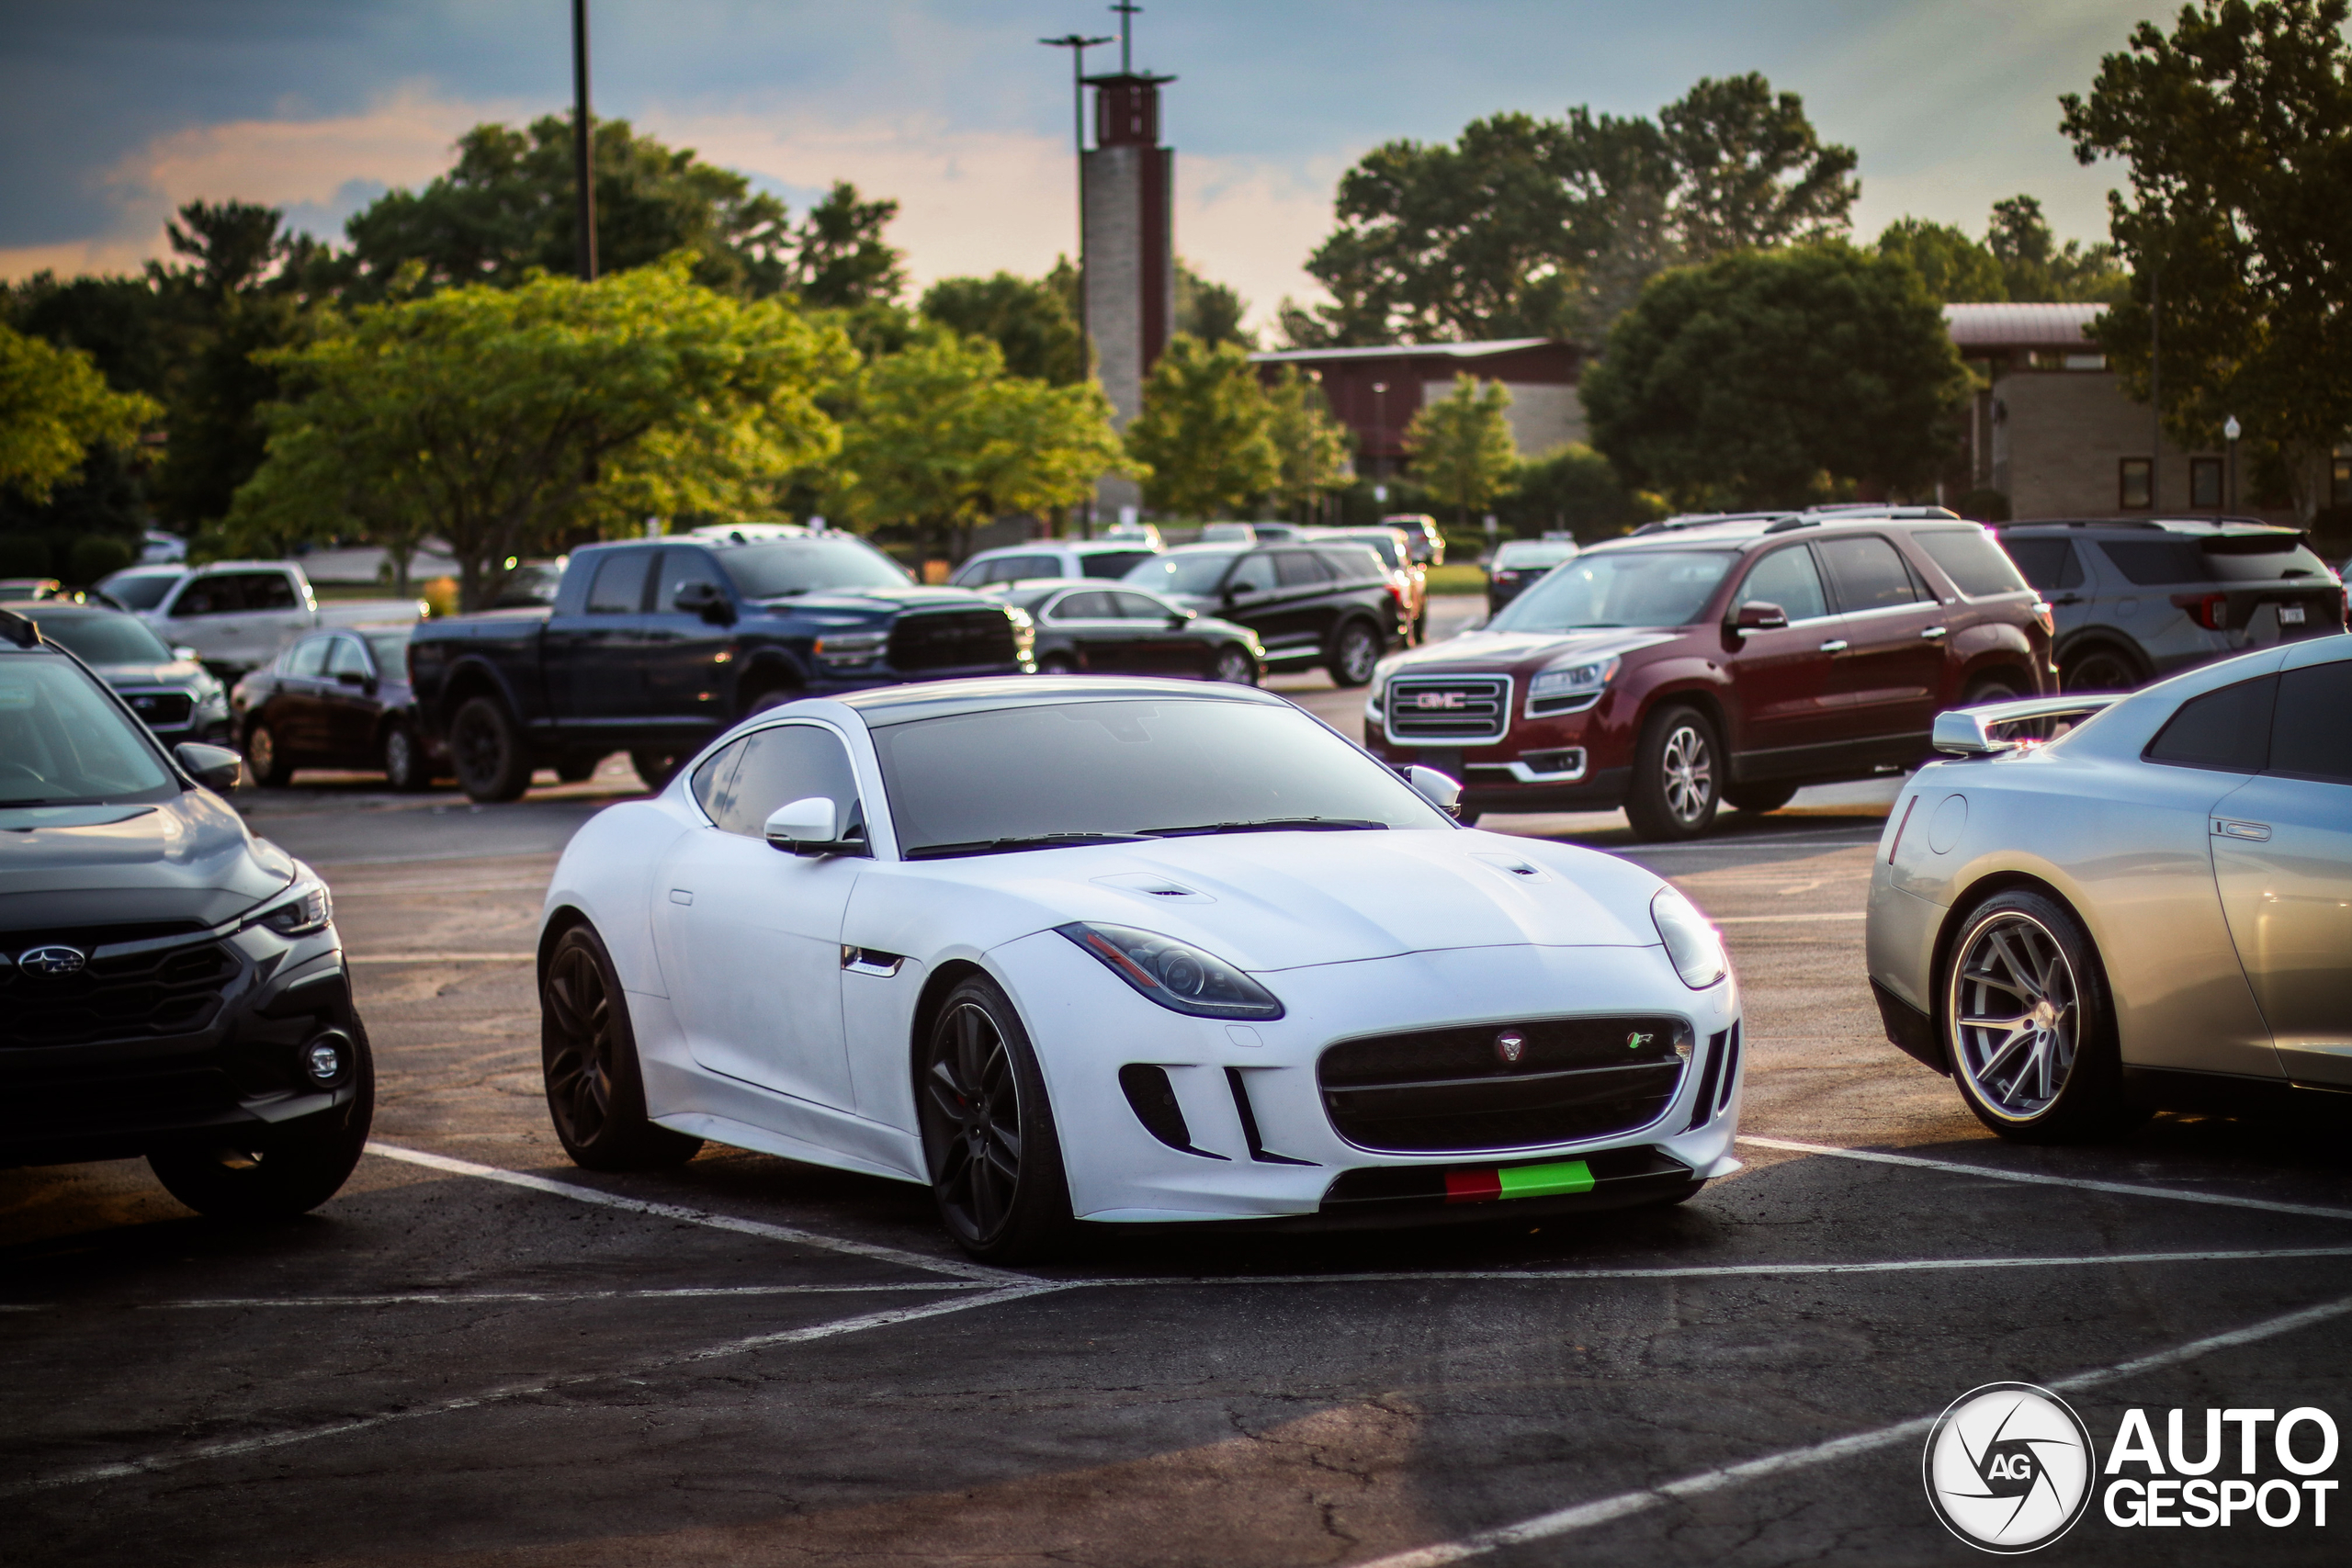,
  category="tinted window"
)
[718,538,913,599]
[2002,537,2083,591]
[239,571,300,612]
[2269,660,2352,784]
[1321,547,1386,581]
[1489,549,1737,632]
[1735,546,1829,622]
[653,548,728,612]
[105,573,179,611]
[990,555,1058,582]
[2199,535,2335,582]
[1917,529,2030,597]
[869,699,1445,855]
[702,724,861,839]
[29,614,174,666]
[1275,551,1332,587]
[364,631,412,676]
[326,637,371,678]
[288,637,331,677]
[1816,536,1928,613]
[1491,541,1577,570]
[169,576,243,617]
[1048,592,1115,620]
[2100,539,2206,585]
[1340,536,1403,570]
[1126,550,1242,596]
[1109,592,1171,621]
[2145,675,2276,773]
[0,656,177,806]
[1080,550,1157,579]
[689,738,746,822]
[587,551,652,614]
